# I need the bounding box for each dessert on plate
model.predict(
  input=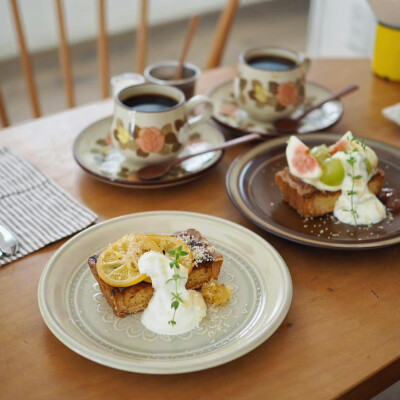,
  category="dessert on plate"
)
[275,132,387,225]
[88,229,231,335]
